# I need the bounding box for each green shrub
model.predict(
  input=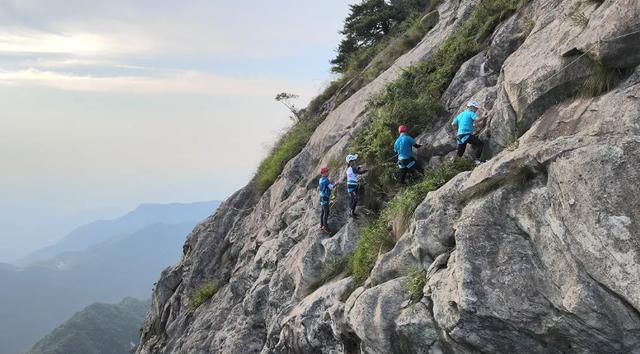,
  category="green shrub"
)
[350,159,474,284]
[406,267,427,302]
[331,0,435,74]
[389,158,474,231]
[349,218,396,284]
[255,117,323,194]
[190,281,220,310]
[307,78,348,116]
[330,2,446,105]
[358,10,441,84]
